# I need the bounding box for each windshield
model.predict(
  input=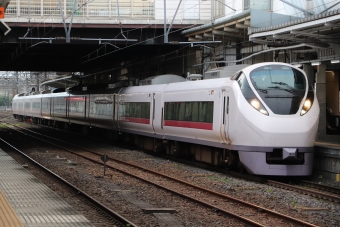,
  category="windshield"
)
[249,65,307,115]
